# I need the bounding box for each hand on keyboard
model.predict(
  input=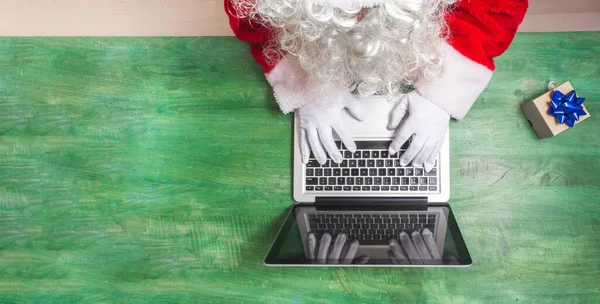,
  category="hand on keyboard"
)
[387,91,449,172]
[298,87,365,165]
[308,232,369,264]
[388,228,442,265]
